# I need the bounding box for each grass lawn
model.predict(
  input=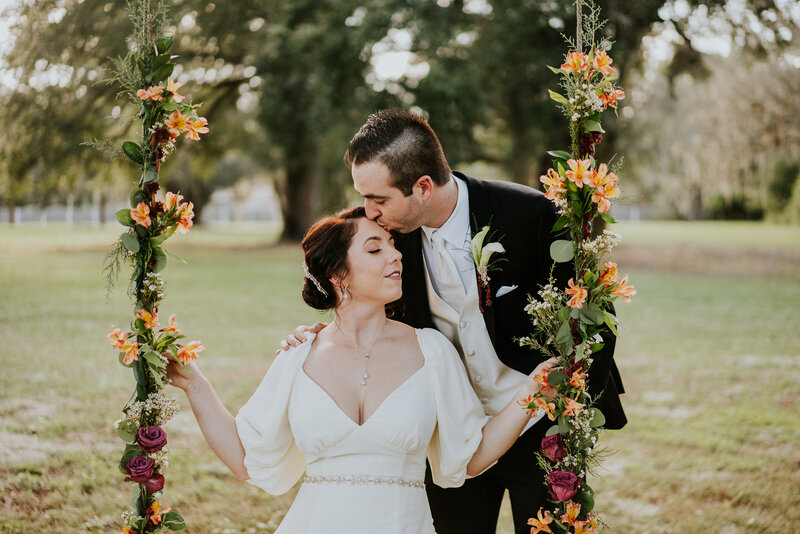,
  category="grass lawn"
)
[1,220,798,533]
